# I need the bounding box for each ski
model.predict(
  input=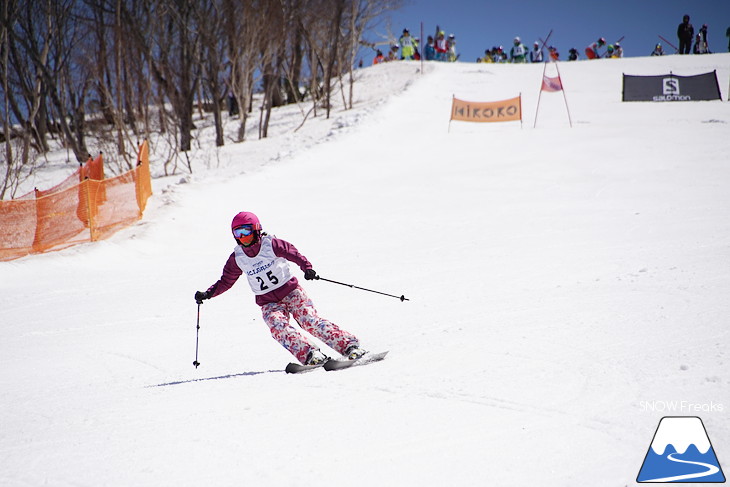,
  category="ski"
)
[323,351,388,371]
[284,361,327,374]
